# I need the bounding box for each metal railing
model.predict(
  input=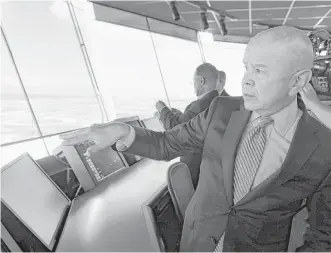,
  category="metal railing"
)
[0,127,86,148]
